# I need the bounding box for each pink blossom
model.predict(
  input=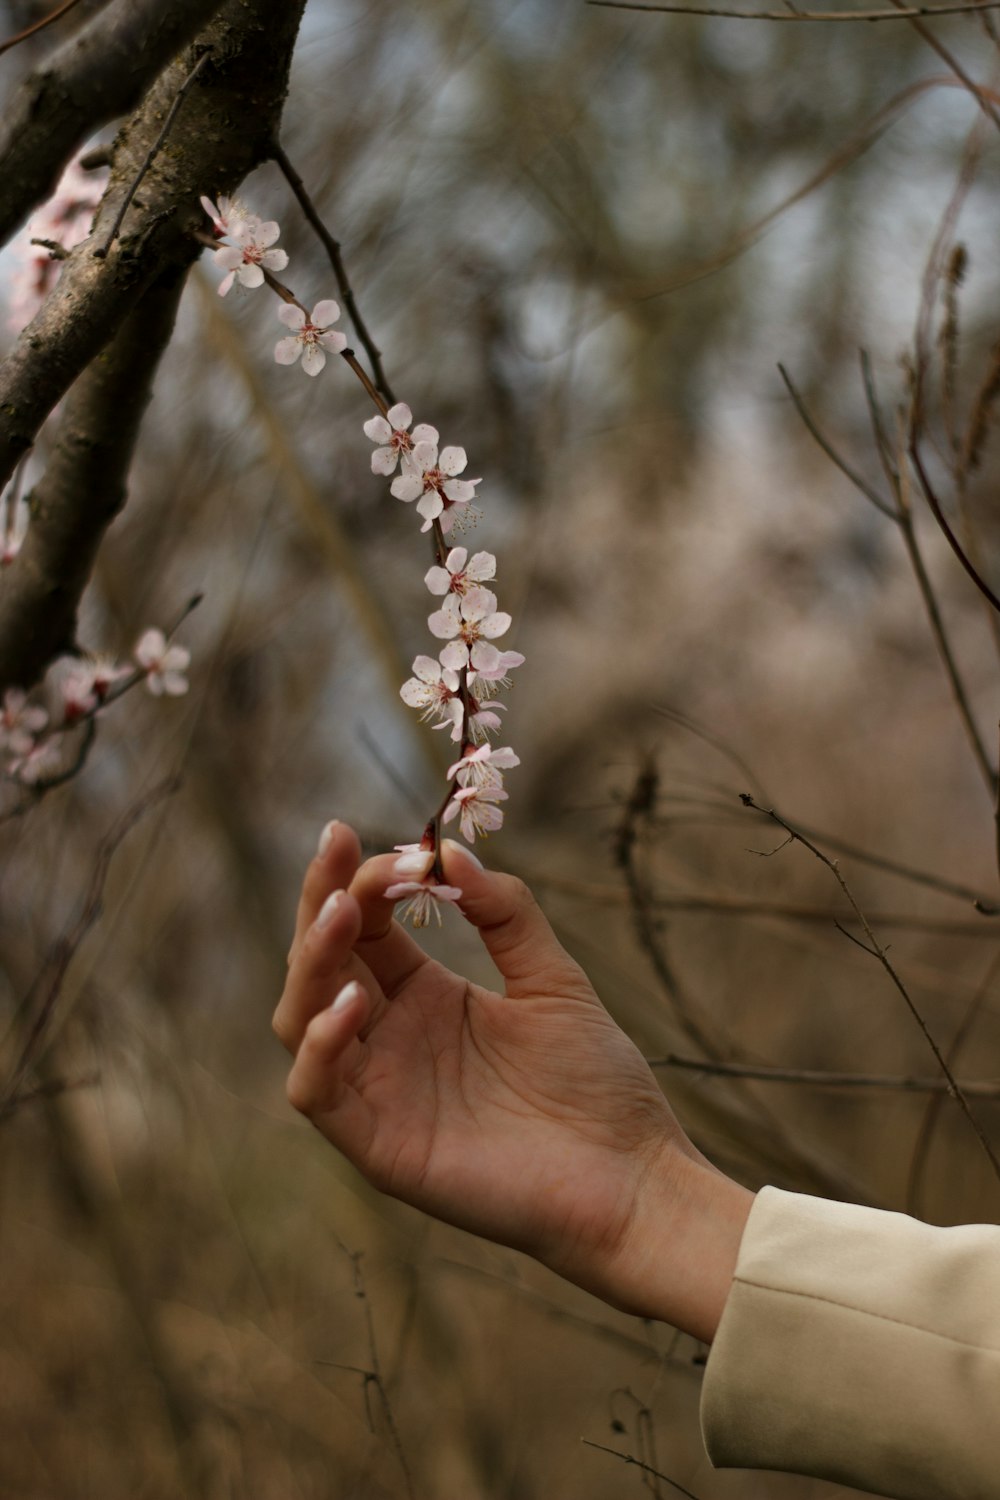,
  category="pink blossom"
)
[0,688,47,756]
[442,783,507,843]
[274,299,347,376]
[135,629,190,696]
[213,219,288,295]
[199,194,258,240]
[424,547,496,597]
[467,649,526,696]
[60,656,130,721]
[399,655,461,723]
[364,404,439,477]
[434,693,505,743]
[8,156,107,333]
[447,743,520,789]
[383,877,463,928]
[429,588,512,674]
[11,733,64,786]
[390,443,480,532]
